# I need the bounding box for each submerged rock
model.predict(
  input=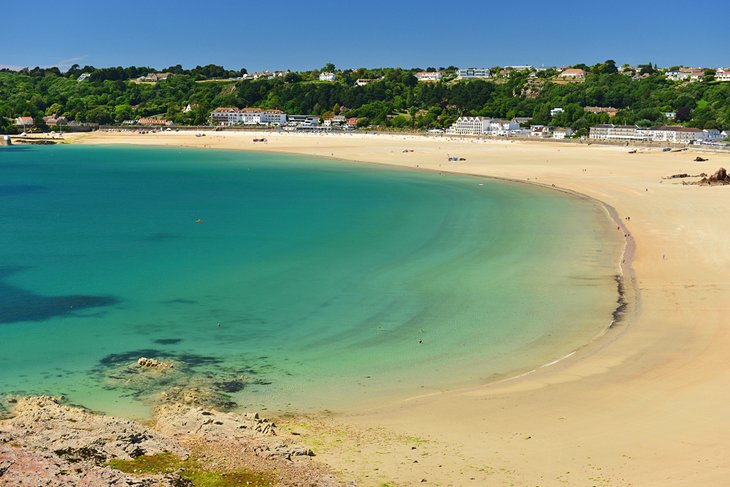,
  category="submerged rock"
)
[137,356,174,369]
